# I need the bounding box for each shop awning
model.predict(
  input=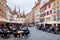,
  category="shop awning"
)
[9,21,25,23]
[57,22,60,24]
[37,22,41,24]
[46,21,57,24]
[0,19,9,22]
[0,19,24,24]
